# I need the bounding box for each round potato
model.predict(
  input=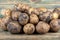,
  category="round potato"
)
[19,13,29,25]
[50,19,60,32]
[36,21,50,34]
[30,14,39,24]
[1,9,11,30]
[23,23,35,34]
[39,11,51,23]
[11,11,21,21]
[7,21,21,33]
[28,7,39,15]
[53,8,60,18]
